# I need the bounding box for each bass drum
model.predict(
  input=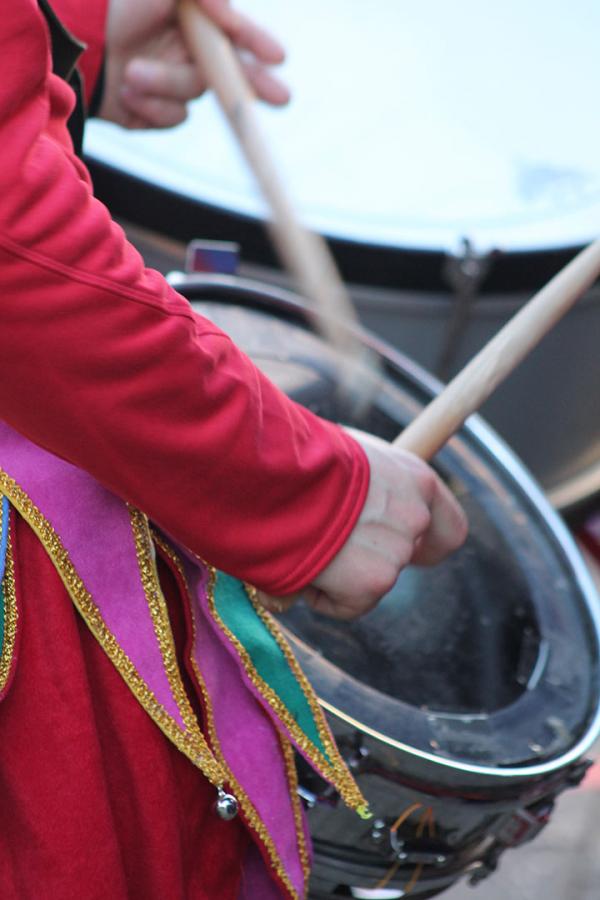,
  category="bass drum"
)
[172,273,600,900]
[85,0,600,515]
